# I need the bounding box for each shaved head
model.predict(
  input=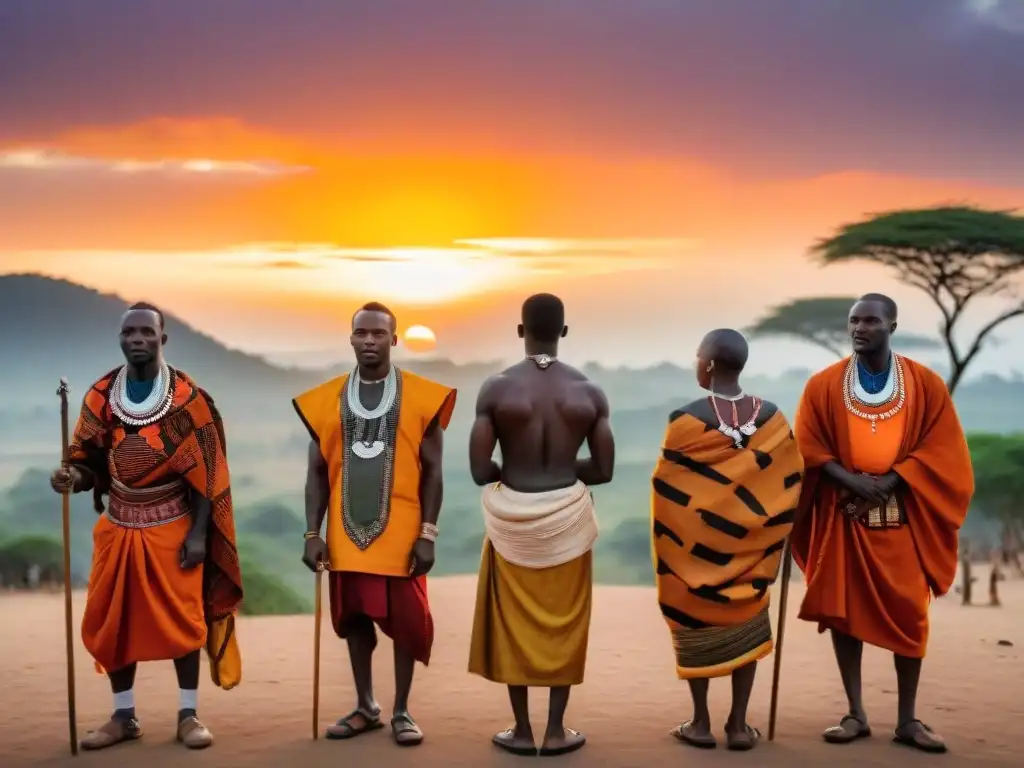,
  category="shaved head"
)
[699,328,749,372]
